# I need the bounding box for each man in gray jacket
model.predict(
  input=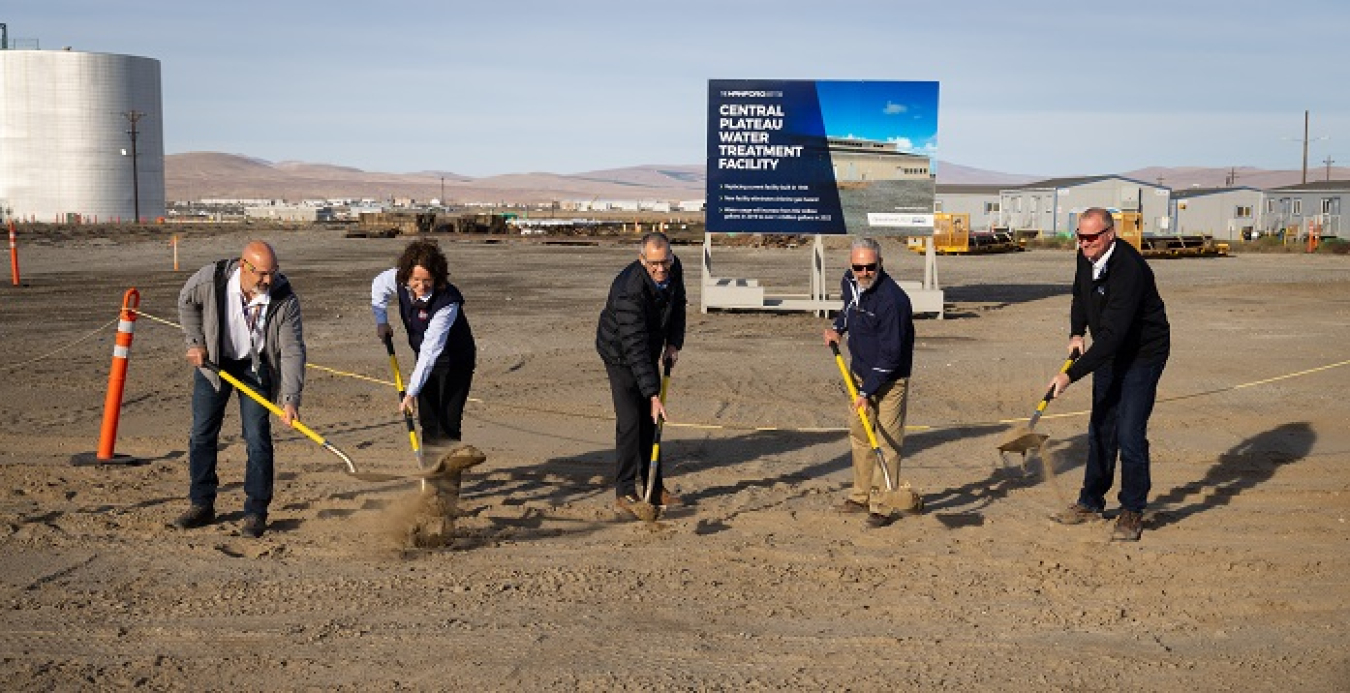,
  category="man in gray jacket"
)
[174,240,306,538]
